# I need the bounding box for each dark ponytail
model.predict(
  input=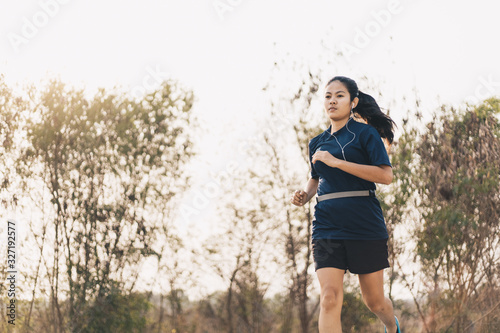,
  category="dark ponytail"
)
[327,76,396,144]
[355,91,396,144]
